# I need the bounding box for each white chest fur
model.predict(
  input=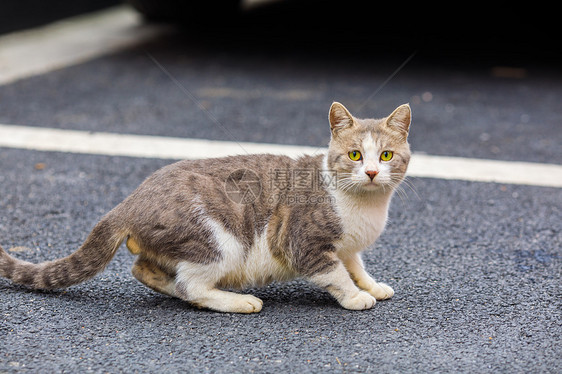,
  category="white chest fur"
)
[331,189,392,254]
